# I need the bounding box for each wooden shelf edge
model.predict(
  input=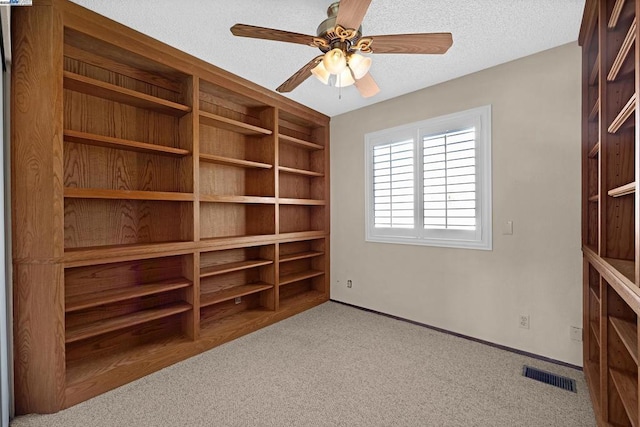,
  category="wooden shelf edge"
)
[590,320,600,347]
[199,153,272,169]
[199,194,276,204]
[200,259,273,278]
[610,368,639,427]
[608,182,636,197]
[603,257,636,285]
[194,232,327,253]
[278,166,324,177]
[588,141,599,158]
[609,0,628,28]
[583,247,640,314]
[279,251,324,263]
[63,130,190,157]
[64,241,196,267]
[198,235,279,251]
[65,278,192,313]
[610,317,639,365]
[199,110,272,136]
[279,134,323,150]
[608,17,636,82]
[589,52,599,86]
[608,93,636,134]
[65,302,192,343]
[590,286,601,306]
[200,283,273,307]
[277,231,328,243]
[279,270,324,286]
[63,71,191,117]
[64,188,194,202]
[279,198,326,206]
[589,97,600,121]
